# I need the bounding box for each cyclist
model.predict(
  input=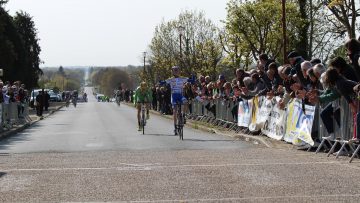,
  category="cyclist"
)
[134,82,153,131]
[83,92,87,102]
[160,66,194,135]
[72,90,78,107]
